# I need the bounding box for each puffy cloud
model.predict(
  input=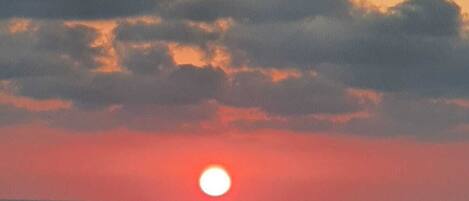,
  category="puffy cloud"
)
[0,21,103,79]
[15,65,227,108]
[221,71,363,116]
[226,0,463,66]
[381,0,461,36]
[224,0,469,98]
[0,20,226,131]
[158,0,350,23]
[2,0,469,138]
